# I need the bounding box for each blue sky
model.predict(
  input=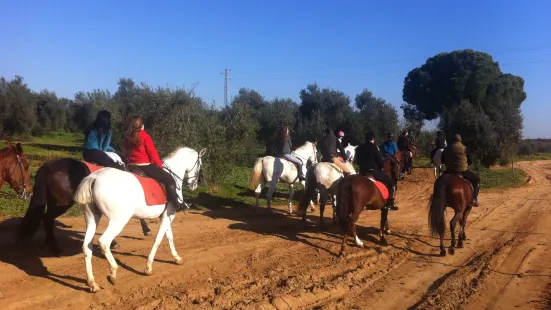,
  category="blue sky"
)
[2,0,551,137]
